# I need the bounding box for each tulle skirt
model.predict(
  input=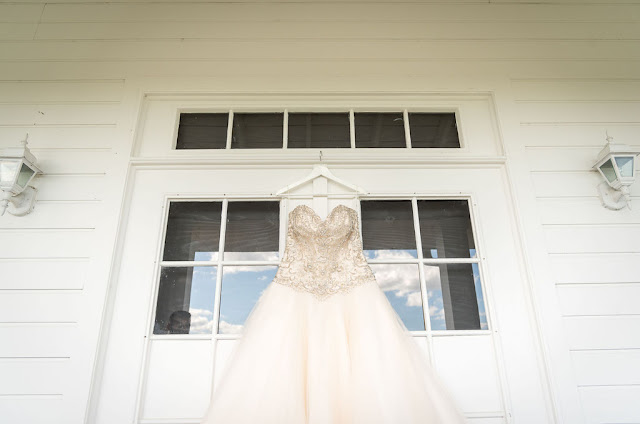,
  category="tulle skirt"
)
[201,279,467,424]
